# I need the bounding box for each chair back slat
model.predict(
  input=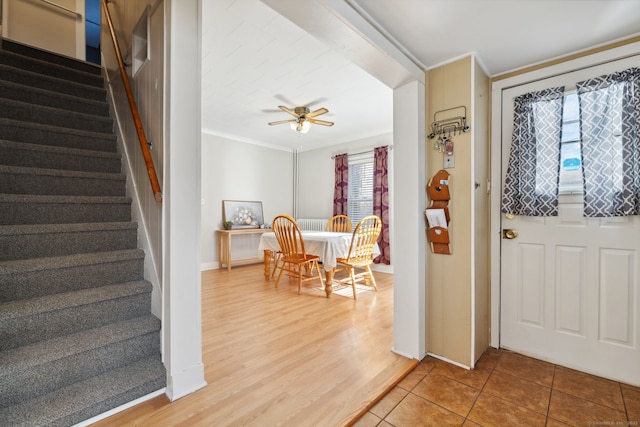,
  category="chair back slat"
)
[272,214,306,258]
[345,215,382,265]
[326,215,353,232]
